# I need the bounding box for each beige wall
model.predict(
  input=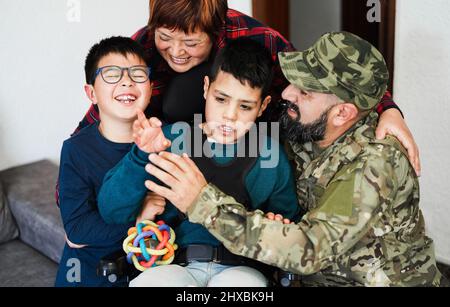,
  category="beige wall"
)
[394,0,450,264]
